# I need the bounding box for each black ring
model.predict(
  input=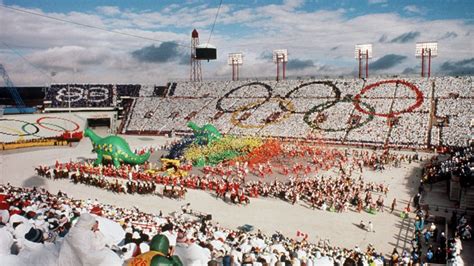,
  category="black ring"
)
[303,96,375,132]
[0,118,40,136]
[280,80,341,114]
[216,82,273,113]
